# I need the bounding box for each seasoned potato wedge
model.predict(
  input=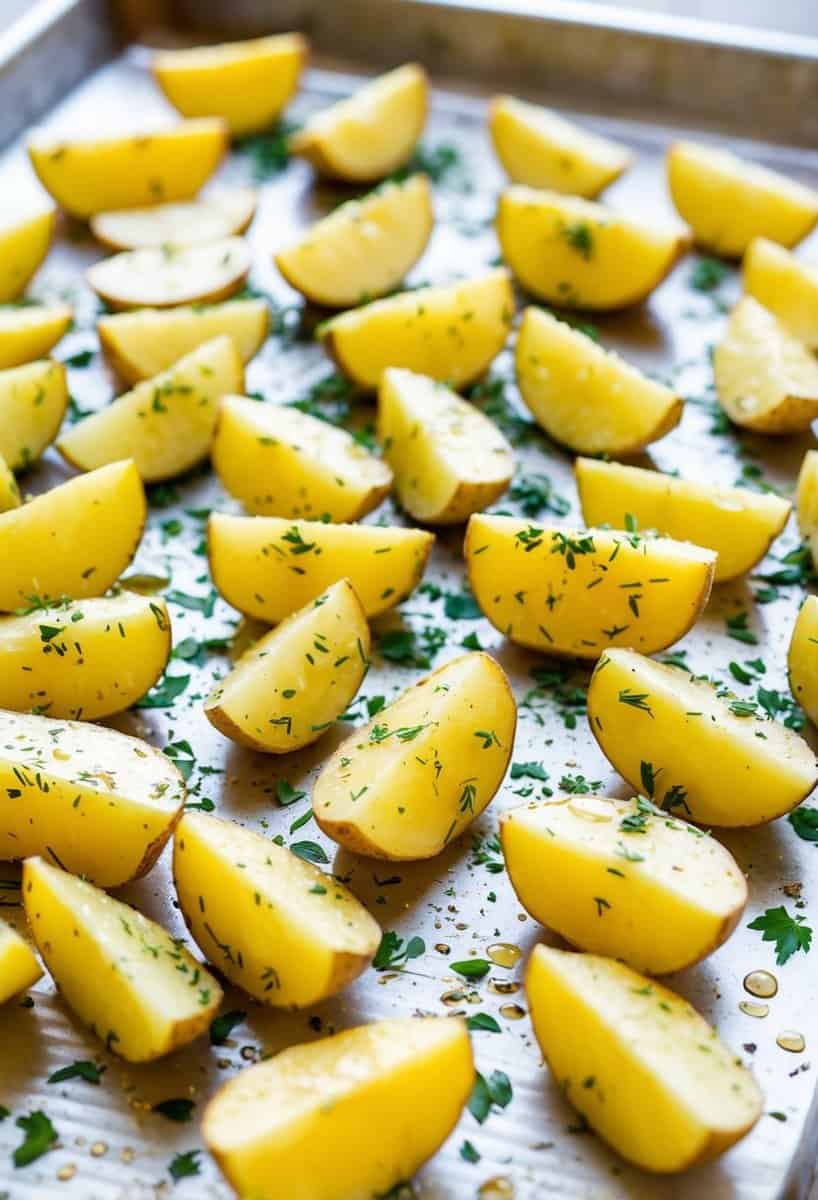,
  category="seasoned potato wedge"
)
[89,188,256,250]
[314,652,516,860]
[516,307,682,455]
[0,460,145,611]
[378,367,513,523]
[276,175,433,307]
[203,1016,473,1200]
[788,596,818,729]
[27,118,227,218]
[0,207,55,302]
[0,455,20,512]
[209,513,433,622]
[497,186,689,310]
[797,449,818,563]
[59,336,242,481]
[527,946,763,1172]
[668,141,818,257]
[290,64,427,182]
[0,708,185,884]
[466,515,714,659]
[502,795,746,974]
[86,236,250,310]
[0,918,42,1003]
[0,359,68,471]
[588,647,818,826]
[213,395,392,520]
[322,268,513,389]
[575,457,791,583]
[24,858,220,1061]
[744,237,818,349]
[0,304,71,369]
[174,812,381,1006]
